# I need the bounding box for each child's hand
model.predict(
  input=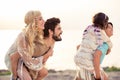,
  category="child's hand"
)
[76,44,80,50]
[106,49,111,55]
